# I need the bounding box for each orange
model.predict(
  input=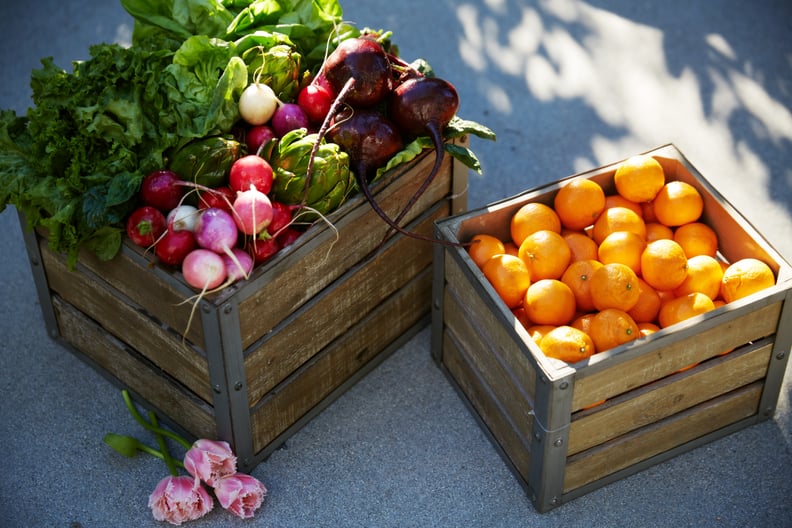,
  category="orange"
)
[597,230,646,274]
[503,242,520,257]
[571,312,596,336]
[513,307,531,329]
[637,322,660,337]
[591,206,646,244]
[526,324,556,343]
[467,234,506,268]
[652,181,704,226]
[564,231,599,262]
[561,259,604,313]
[658,292,716,328]
[673,222,718,258]
[518,229,571,280]
[539,325,596,363]
[523,279,577,326]
[627,278,662,323]
[613,154,665,203]
[589,308,640,352]
[554,177,606,231]
[720,258,776,303]
[482,254,531,309]
[641,200,659,223]
[640,239,689,291]
[589,262,641,312]
[673,254,724,300]
[510,202,561,246]
[604,194,643,217]
[645,222,674,242]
